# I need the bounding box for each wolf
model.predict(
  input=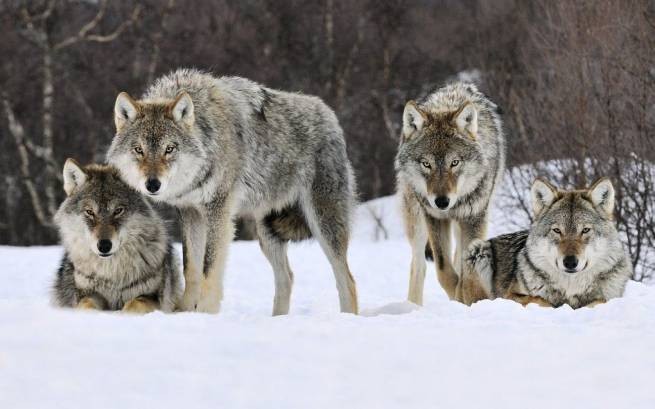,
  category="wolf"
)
[106,68,358,315]
[461,177,632,309]
[395,82,505,305]
[53,159,181,313]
